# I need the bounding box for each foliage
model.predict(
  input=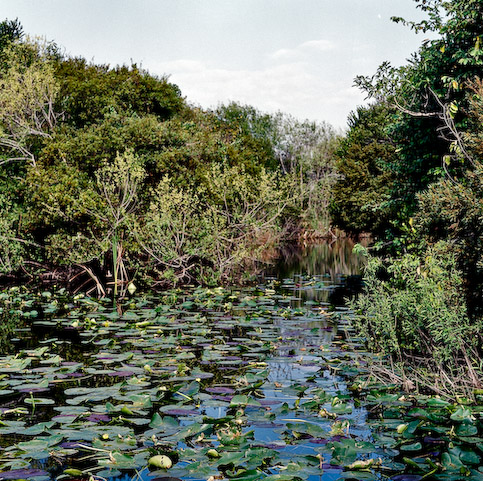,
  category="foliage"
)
[0,159,27,275]
[0,273,481,480]
[139,163,290,285]
[330,103,396,235]
[23,160,101,265]
[352,242,482,382]
[0,192,26,274]
[215,102,278,172]
[137,177,213,284]
[54,57,185,127]
[0,23,340,291]
[353,0,483,228]
[272,113,340,234]
[222,105,341,235]
[0,18,23,56]
[95,149,145,231]
[0,38,60,167]
[339,3,483,390]
[416,168,483,318]
[414,78,483,318]
[216,103,341,235]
